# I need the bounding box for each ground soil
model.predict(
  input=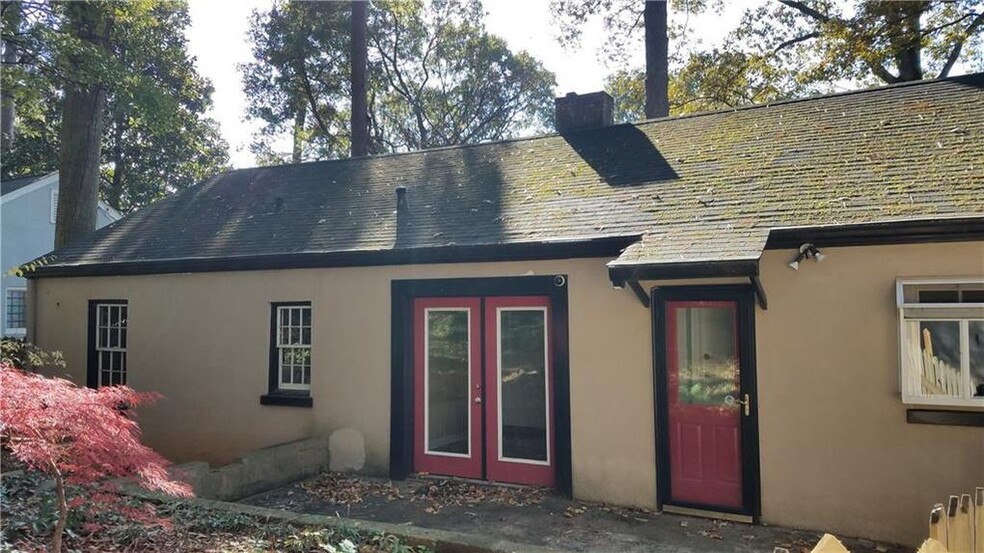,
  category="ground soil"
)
[242,473,911,553]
